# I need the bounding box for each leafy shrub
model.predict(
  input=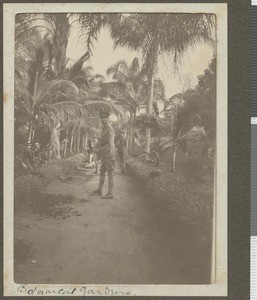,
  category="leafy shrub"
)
[37,153,88,181]
[59,158,78,175]
[126,156,213,225]
[59,154,87,174]
[38,160,63,181]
